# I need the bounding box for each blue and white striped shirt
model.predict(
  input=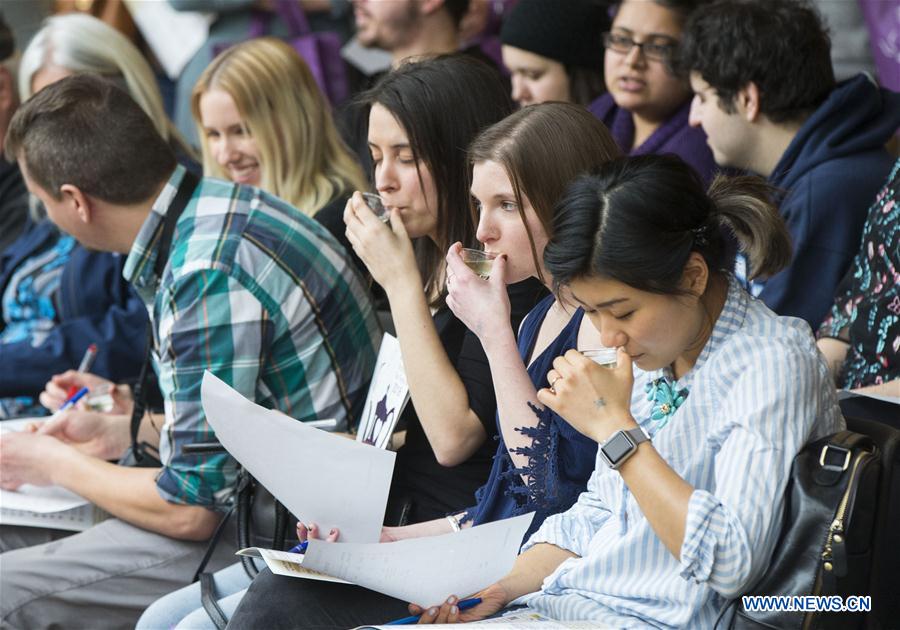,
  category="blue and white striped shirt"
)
[518,279,844,628]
